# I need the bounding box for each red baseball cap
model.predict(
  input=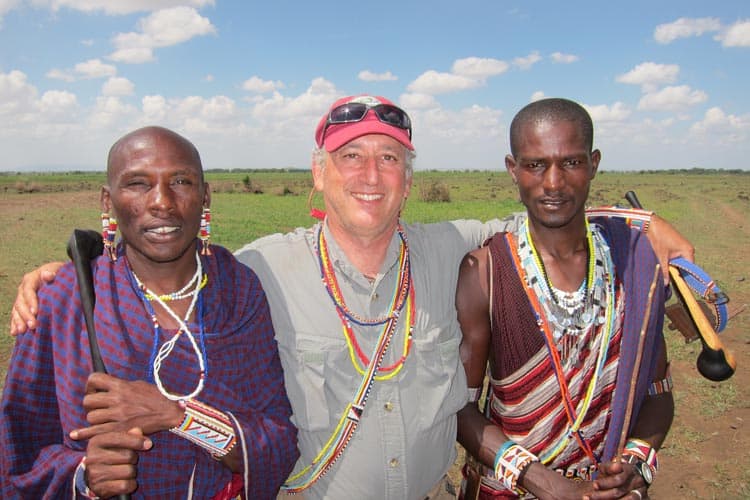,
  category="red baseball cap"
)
[314,95,414,152]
